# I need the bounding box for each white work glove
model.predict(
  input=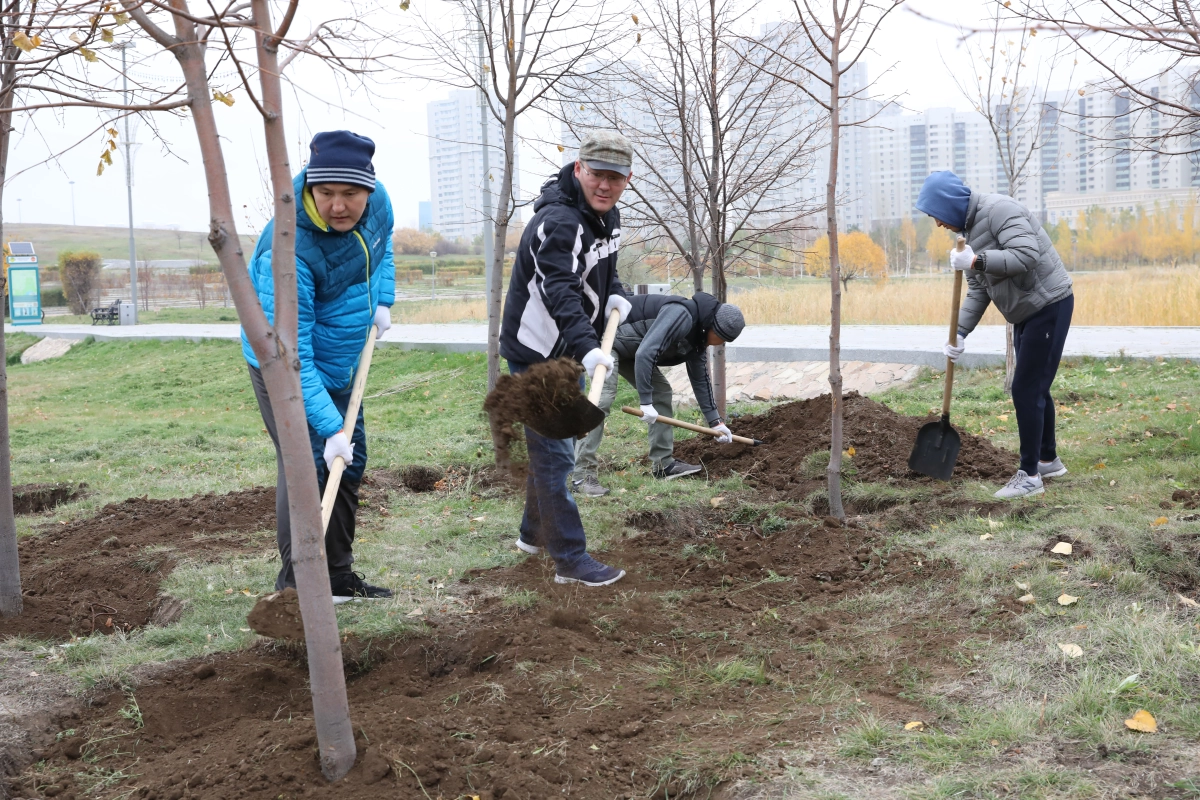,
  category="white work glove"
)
[713,423,733,444]
[373,305,392,335]
[581,347,614,379]
[949,244,976,271]
[943,334,965,363]
[323,431,354,471]
[604,293,632,324]
[639,403,659,425]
